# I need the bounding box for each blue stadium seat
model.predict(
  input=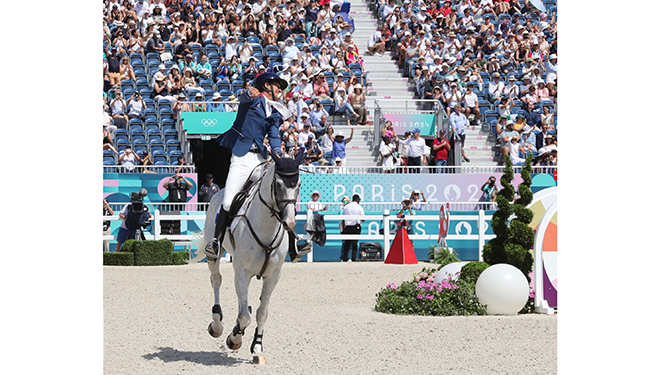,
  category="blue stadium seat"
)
[160,119,175,131]
[103,150,116,164]
[152,150,168,164]
[132,139,148,154]
[130,130,146,144]
[164,129,178,143]
[150,141,166,155]
[166,139,181,153]
[159,108,174,121]
[168,150,184,162]
[144,108,158,121]
[114,129,129,143]
[148,131,163,144]
[128,119,144,132]
[116,139,131,152]
[143,98,156,110]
